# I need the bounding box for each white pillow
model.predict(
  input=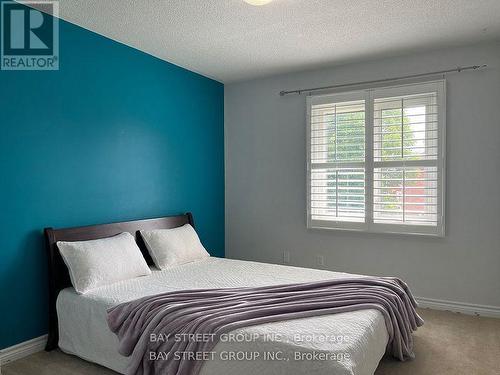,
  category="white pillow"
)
[140,224,210,269]
[57,232,151,294]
